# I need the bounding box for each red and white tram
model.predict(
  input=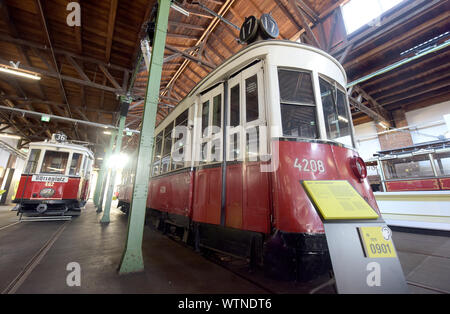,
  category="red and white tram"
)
[14,133,94,216]
[118,39,380,280]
